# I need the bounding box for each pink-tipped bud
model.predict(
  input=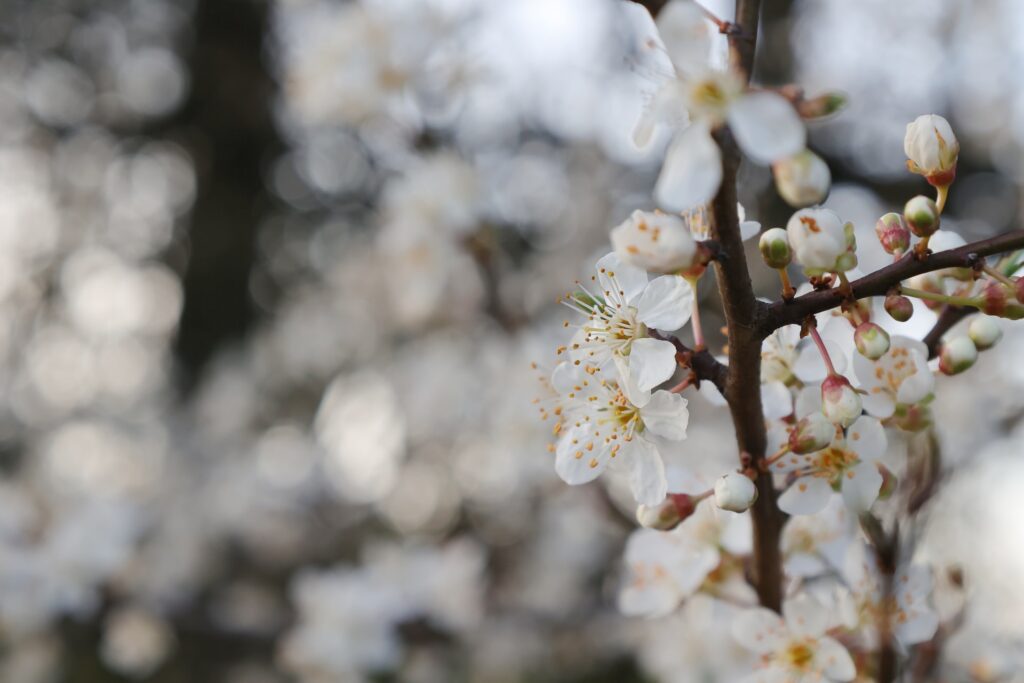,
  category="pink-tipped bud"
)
[788,413,835,454]
[884,294,914,322]
[821,375,862,428]
[904,195,940,238]
[854,322,891,360]
[980,281,1011,317]
[875,213,911,256]
[714,472,758,513]
[939,336,978,376]
[1015,277,1024,305]
[636,493,698,530]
